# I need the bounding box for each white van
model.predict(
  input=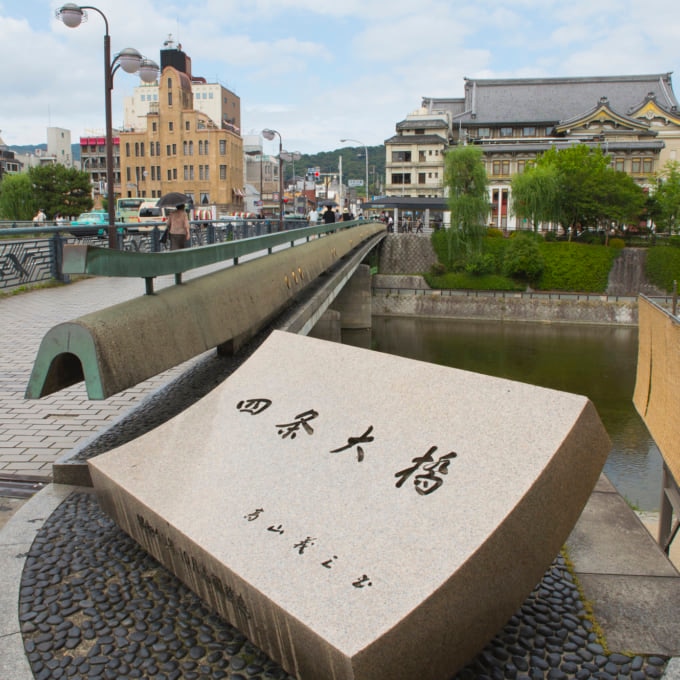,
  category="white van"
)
[136,202,171,228]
